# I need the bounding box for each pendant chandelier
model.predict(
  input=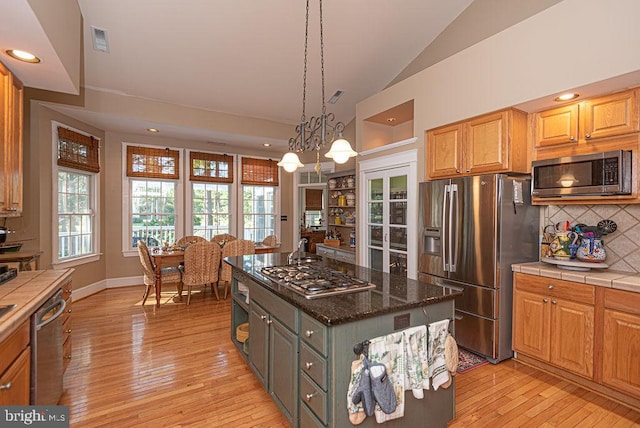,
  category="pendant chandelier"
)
[277,0,357,174]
